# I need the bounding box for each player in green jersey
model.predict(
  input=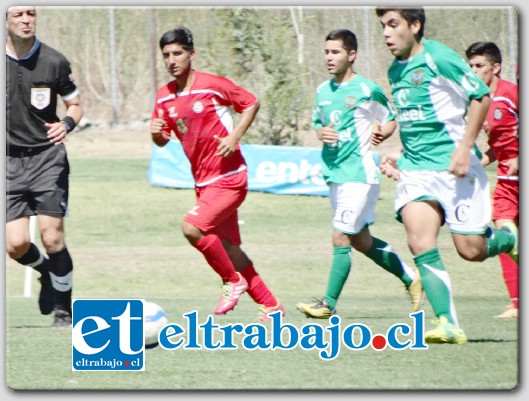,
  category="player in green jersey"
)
[296,29,423,319]
[376,7,518,344]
